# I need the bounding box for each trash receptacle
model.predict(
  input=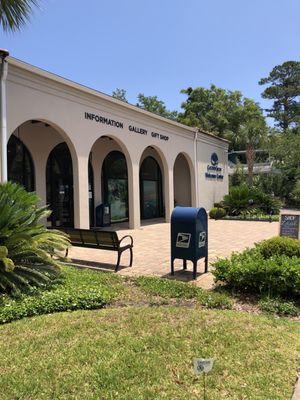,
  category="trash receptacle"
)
[171,206,208,279]
[95,204,111,227]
